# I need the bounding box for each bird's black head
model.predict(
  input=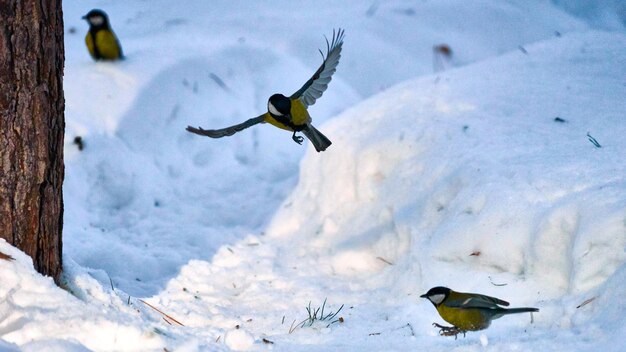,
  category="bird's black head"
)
[420,286,451,307]
[268,94,291,117]
[82,9,110,29]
